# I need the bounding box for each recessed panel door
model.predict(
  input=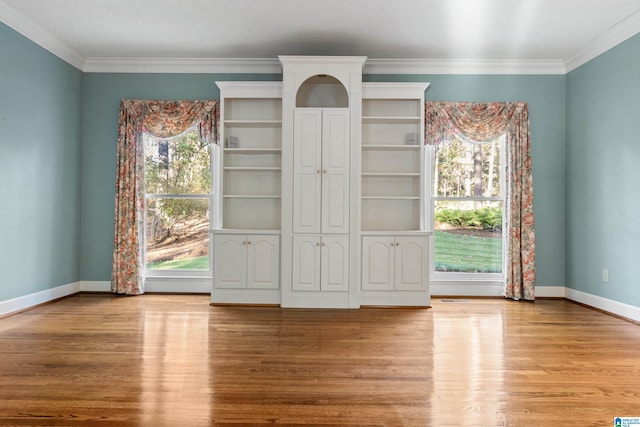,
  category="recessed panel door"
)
[321,109,350,234]
[394,236,427,291]
[213,234,246,289]
[293,109,322,233]
[247,235,280,290]
[321,235,349,292]
[361,236,395,291]
[292,235,321,291]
